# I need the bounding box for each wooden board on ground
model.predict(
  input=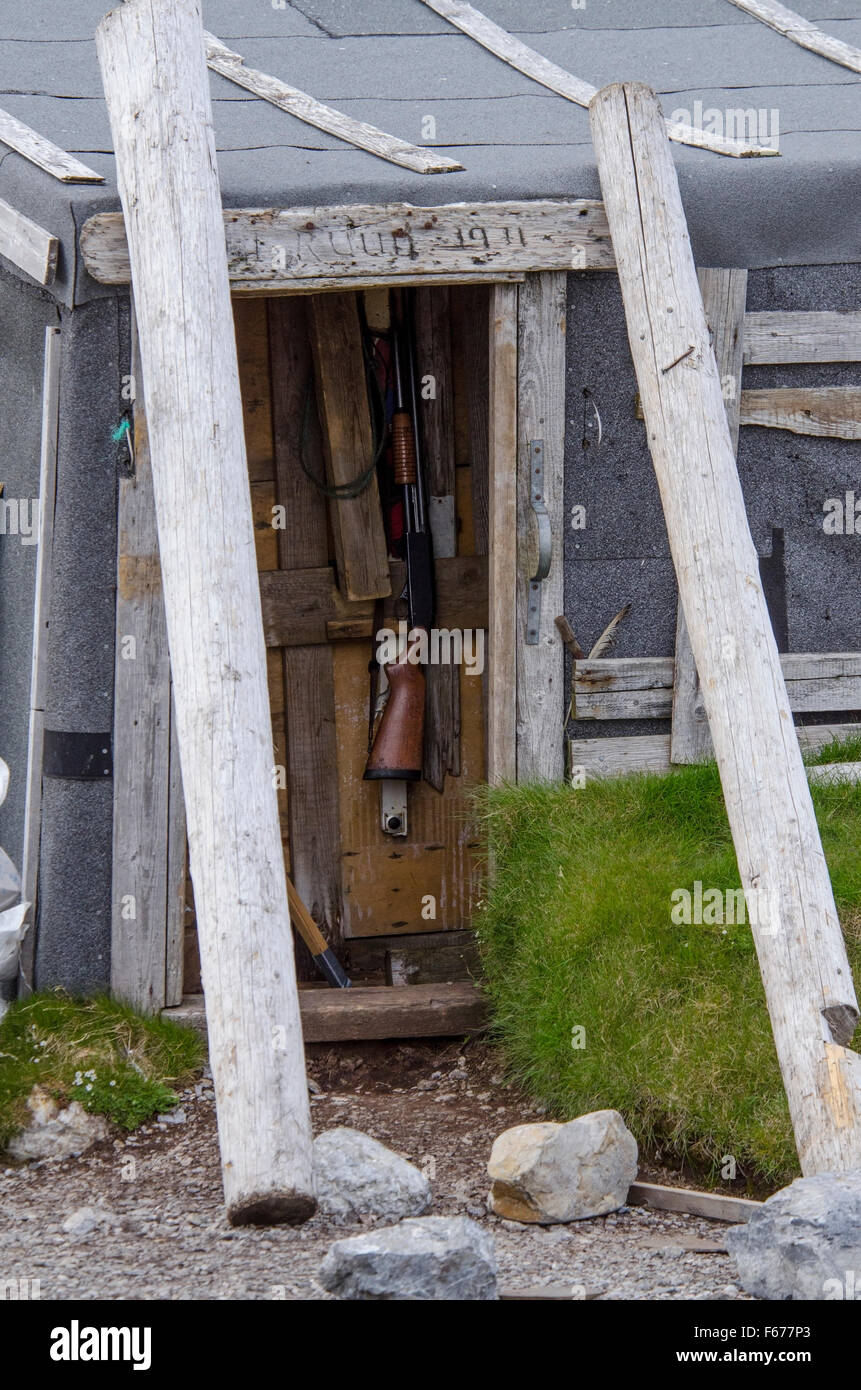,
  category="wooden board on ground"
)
[298,981,488,1040]
[627,1182,760,1224]
[165,981,487,1041]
